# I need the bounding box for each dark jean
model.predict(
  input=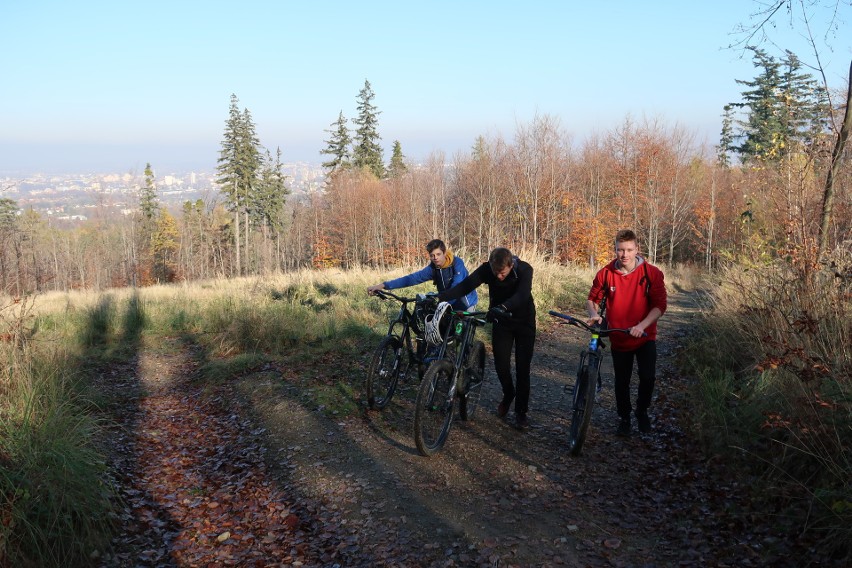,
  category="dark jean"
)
[491,318,536,415]
[611,340,657,420]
